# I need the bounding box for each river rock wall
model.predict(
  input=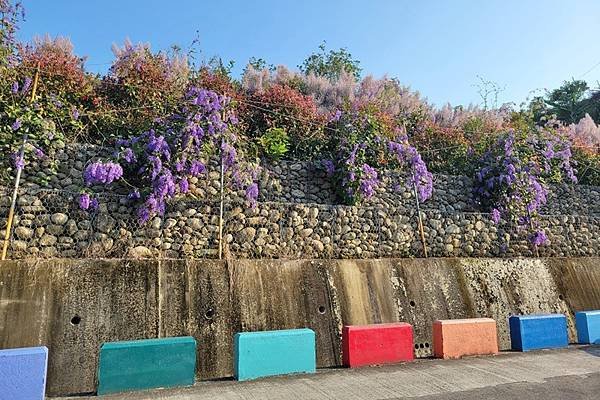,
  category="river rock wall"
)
[1,144,598,259]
